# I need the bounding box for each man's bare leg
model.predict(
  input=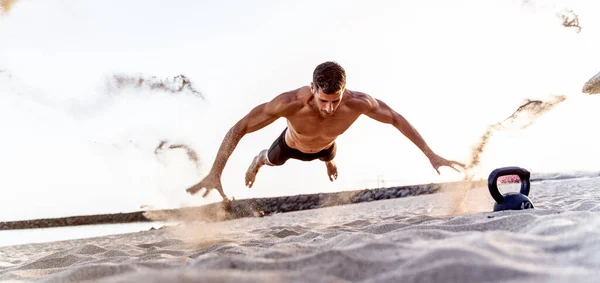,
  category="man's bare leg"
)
[325,160,338,181]
[245,149,270,188]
